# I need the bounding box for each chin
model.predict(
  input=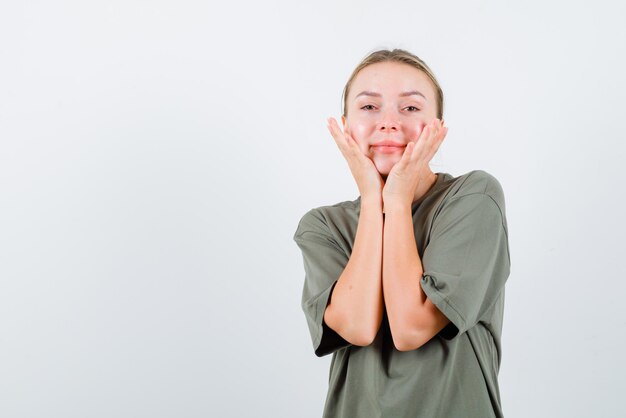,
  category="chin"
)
[374,159,398,178]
